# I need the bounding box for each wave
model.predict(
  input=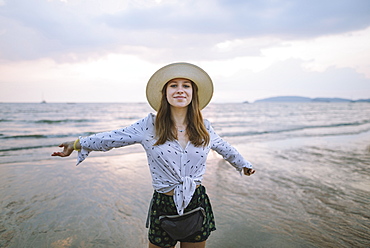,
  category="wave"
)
[1,134,49,139]
[0,144,56,152]
[0,119,93,124]
[1,134,65,139]
[34,119,91,124]
[0,131,97,140]
[221,120,370,137]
